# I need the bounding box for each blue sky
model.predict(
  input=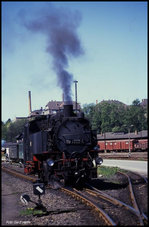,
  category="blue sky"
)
[2,1,147,122]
